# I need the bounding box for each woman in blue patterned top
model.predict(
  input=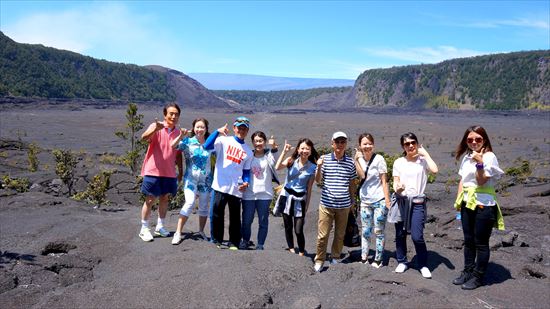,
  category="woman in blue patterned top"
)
[170,118,215,245]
